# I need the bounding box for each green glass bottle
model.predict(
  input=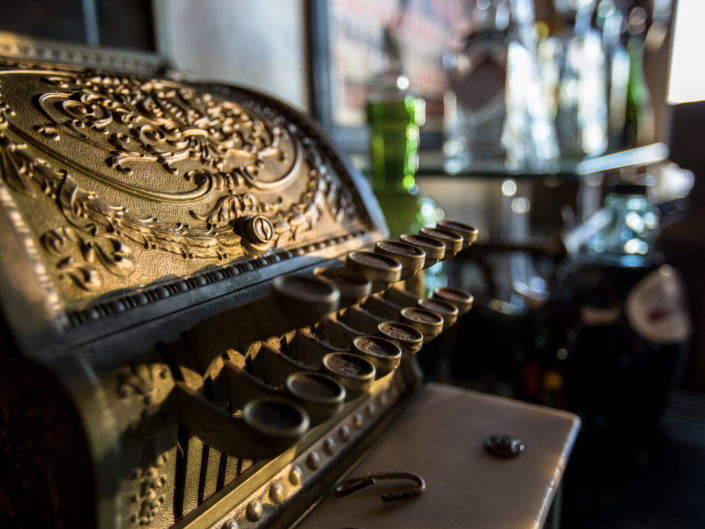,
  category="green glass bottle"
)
[366,27,443,239]
[623,6,655,147]
[366,26,445,294]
